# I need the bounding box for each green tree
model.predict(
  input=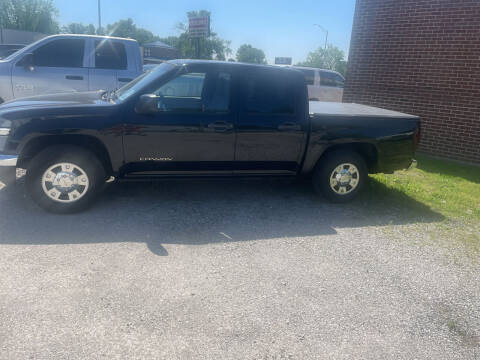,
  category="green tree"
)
[0,0,59,34]
[297,45,347,76]
[160,10,231,60]
[236,44,267,64]
[61,23,96,35]
[105,18,159,45]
